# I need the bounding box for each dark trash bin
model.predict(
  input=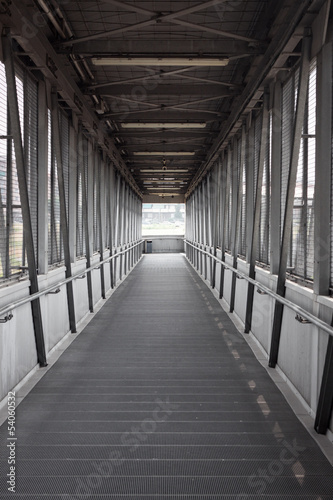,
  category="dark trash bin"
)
[146,240,152,253]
